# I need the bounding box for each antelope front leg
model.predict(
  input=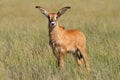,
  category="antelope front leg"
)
[58,52,65,70]
[51,47,59,68]
[51,46,65,69]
